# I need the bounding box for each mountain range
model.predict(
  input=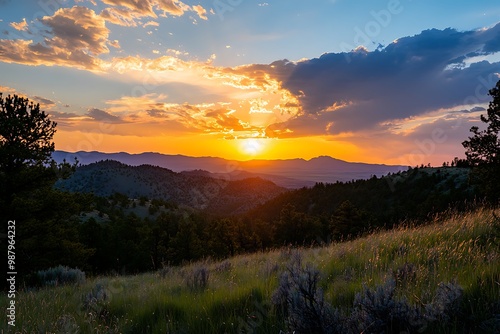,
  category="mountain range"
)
[53,151,408,188]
